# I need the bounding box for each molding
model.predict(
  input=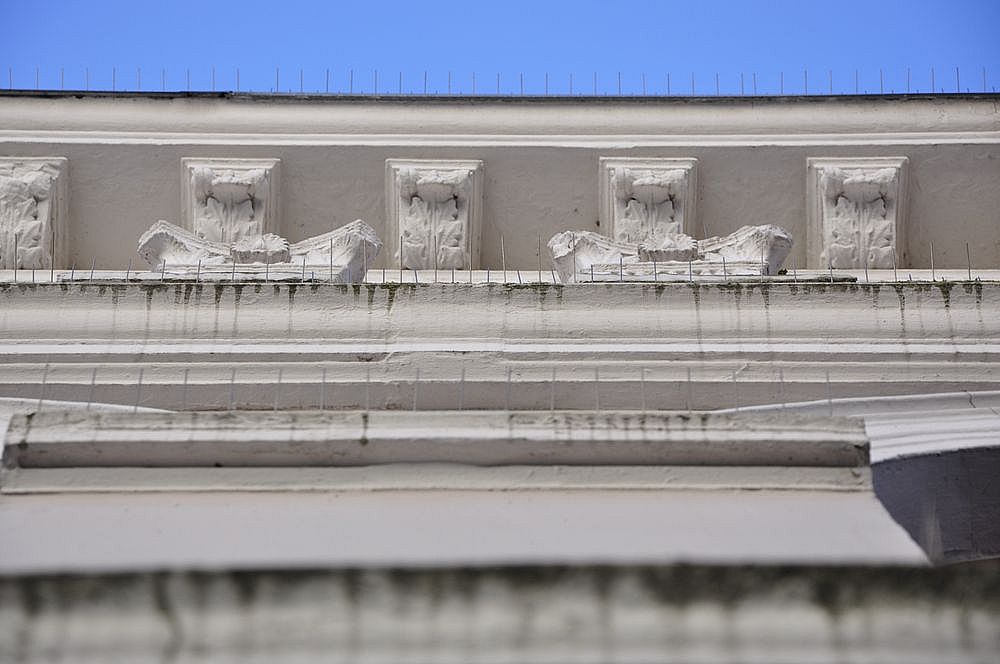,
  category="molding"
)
[2,94,999,140]
[599,157,697,240]
[721,391,1000,464]
[0,157,68,269]
[11,566,1000,661]
[807,156,909,269]
[4,129,1000,147]
[180,157,280,243]
[2,410,868,470]
[385,159,484,269]
[0,282,998,411]
[0,465,870,495]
